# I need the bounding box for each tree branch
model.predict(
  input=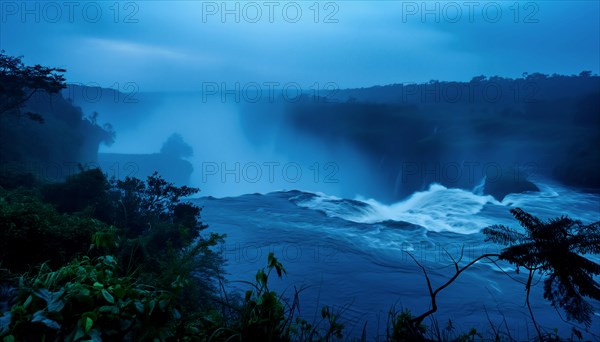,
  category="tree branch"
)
[525,269,543,341]
[408,252,501,326]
